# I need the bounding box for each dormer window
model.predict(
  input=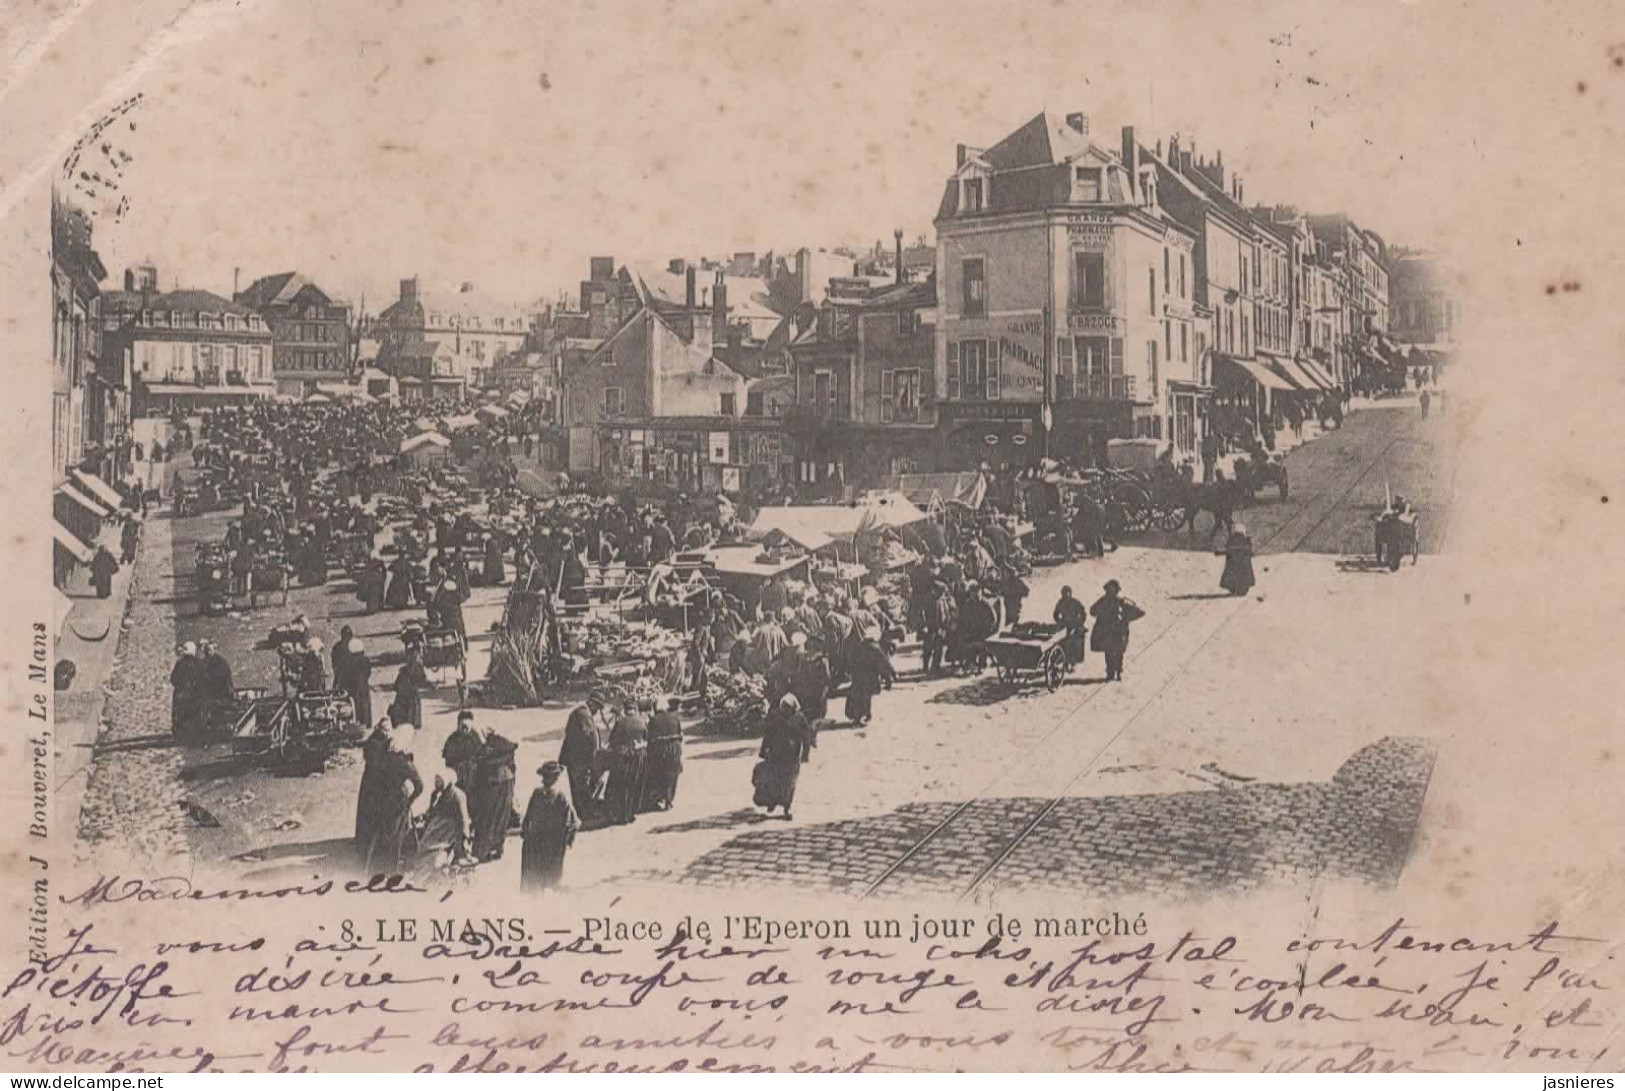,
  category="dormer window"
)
[1075,167,1102,202]
[1139,170,1156,209]
[962,177,986,213]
